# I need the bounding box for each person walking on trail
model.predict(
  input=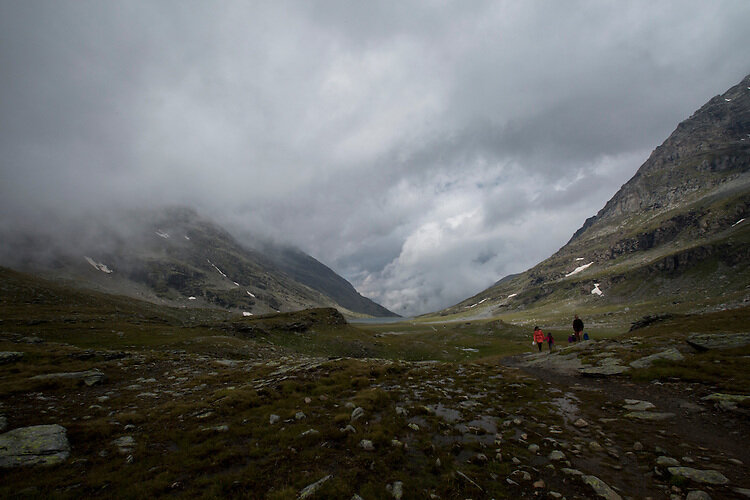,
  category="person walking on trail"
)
[545,331,555,352]
[573,314,584,342]
[533,326,545,353]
